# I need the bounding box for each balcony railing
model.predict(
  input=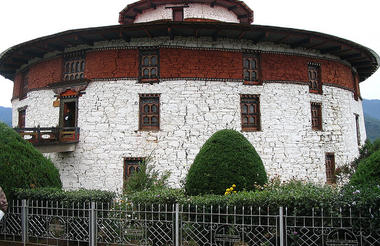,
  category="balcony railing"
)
[15,127,80,146]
